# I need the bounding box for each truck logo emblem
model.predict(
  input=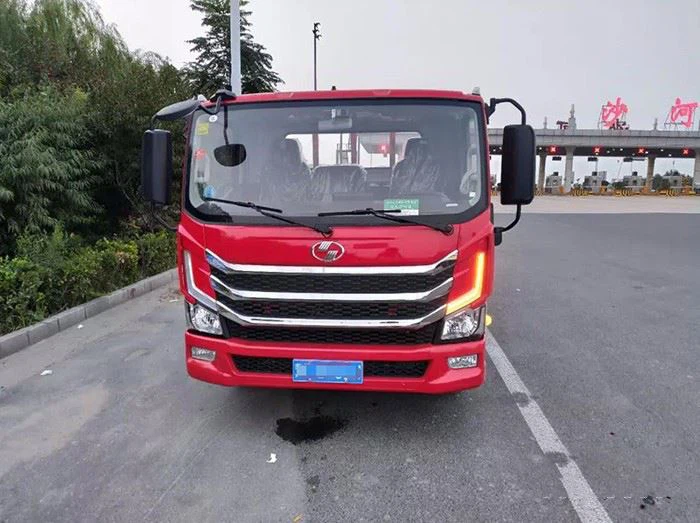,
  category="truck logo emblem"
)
[311,241,345,262]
